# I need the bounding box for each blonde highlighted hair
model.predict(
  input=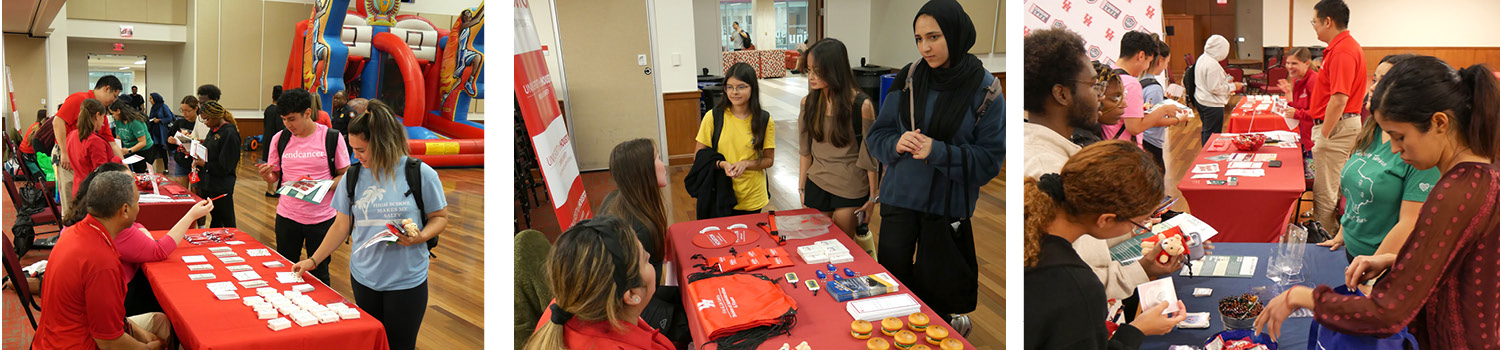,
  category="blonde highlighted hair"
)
[523,217,647,350]
[199,100,236,126]
[347,99,411,182]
